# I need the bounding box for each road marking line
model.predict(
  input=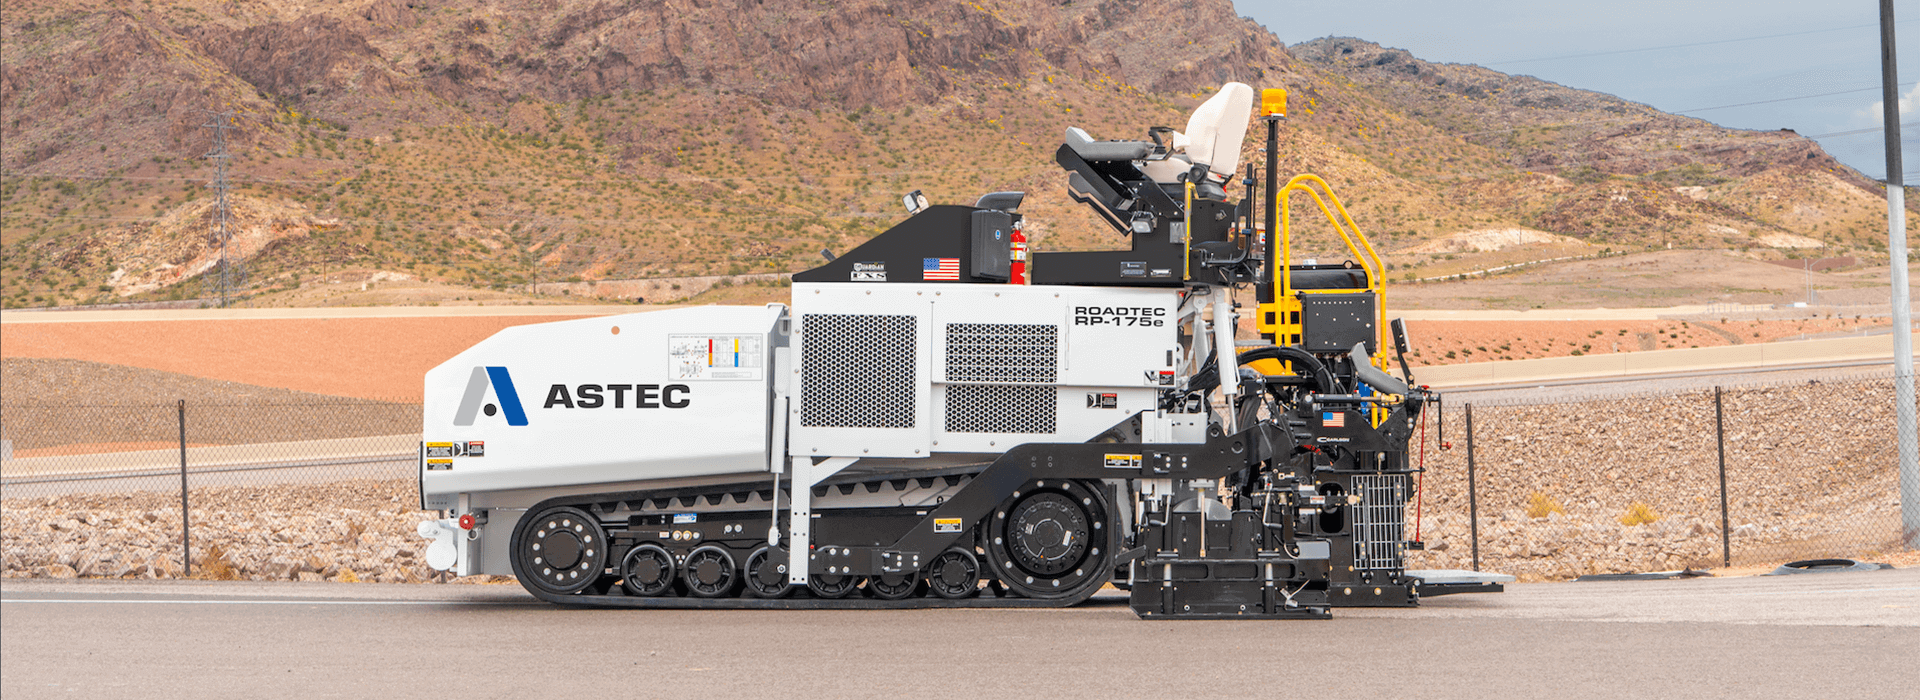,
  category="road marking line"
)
[1717,585,1920,596]
[0,598,539,606]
